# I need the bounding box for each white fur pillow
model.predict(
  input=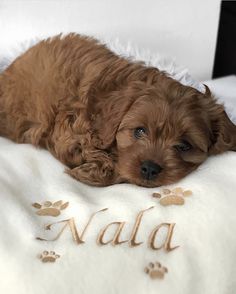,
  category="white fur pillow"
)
[1,36,235,123]
[0,36,203,92]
